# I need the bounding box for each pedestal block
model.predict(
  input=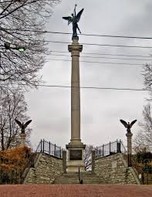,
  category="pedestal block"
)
[66,142,86,172]
[20,133,26,146]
